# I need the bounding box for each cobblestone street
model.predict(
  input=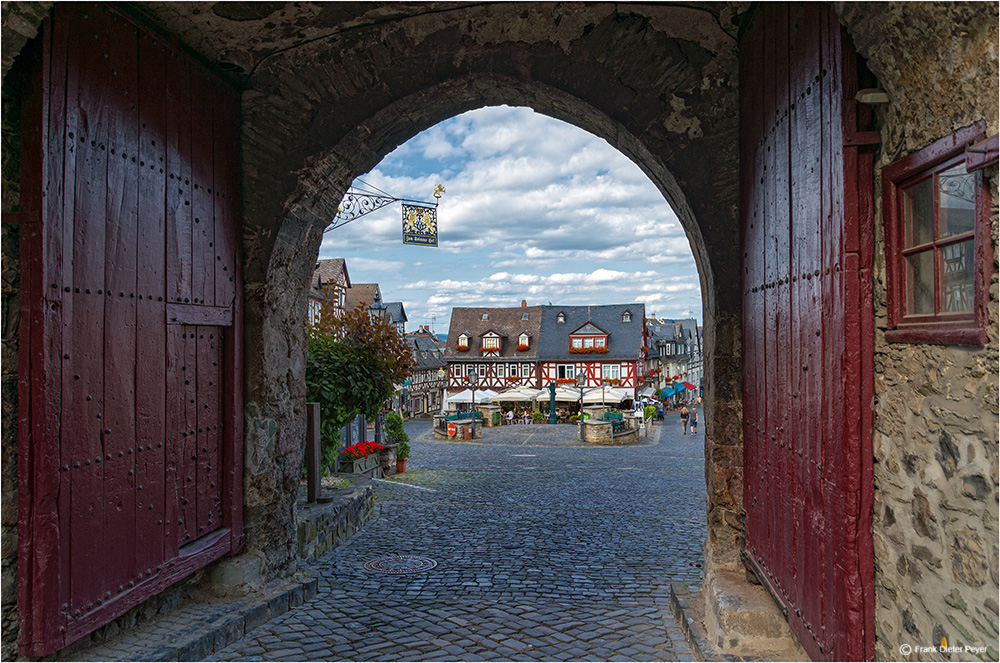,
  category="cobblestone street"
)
[210,413,706,661]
